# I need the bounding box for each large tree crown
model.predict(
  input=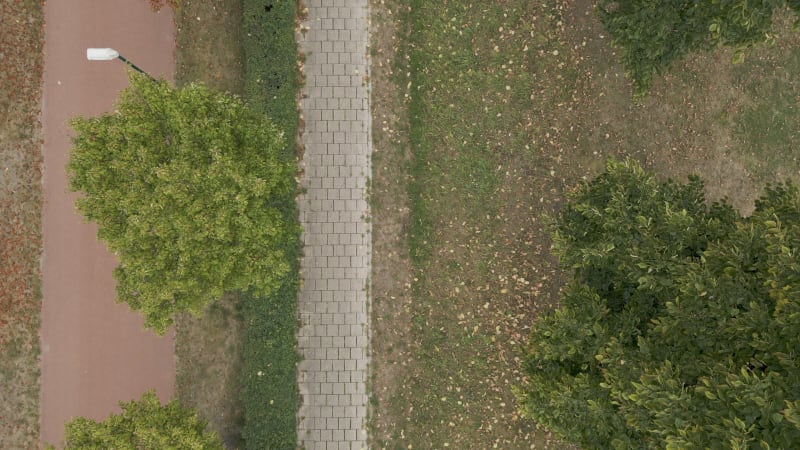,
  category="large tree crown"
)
[68,73,299,333]
[518,159,800,448]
